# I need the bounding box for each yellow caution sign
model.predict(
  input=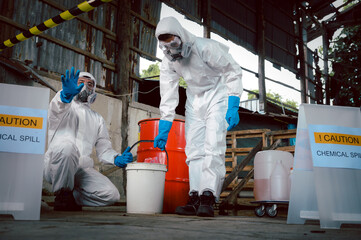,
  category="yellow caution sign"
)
[0,114,43,129]
[314,132,361,146]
